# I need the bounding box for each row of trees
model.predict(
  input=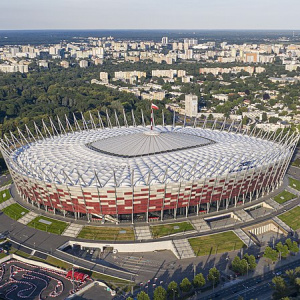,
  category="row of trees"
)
[264,238,299,263]
[272,267,300,299]
[126,267,220,300]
